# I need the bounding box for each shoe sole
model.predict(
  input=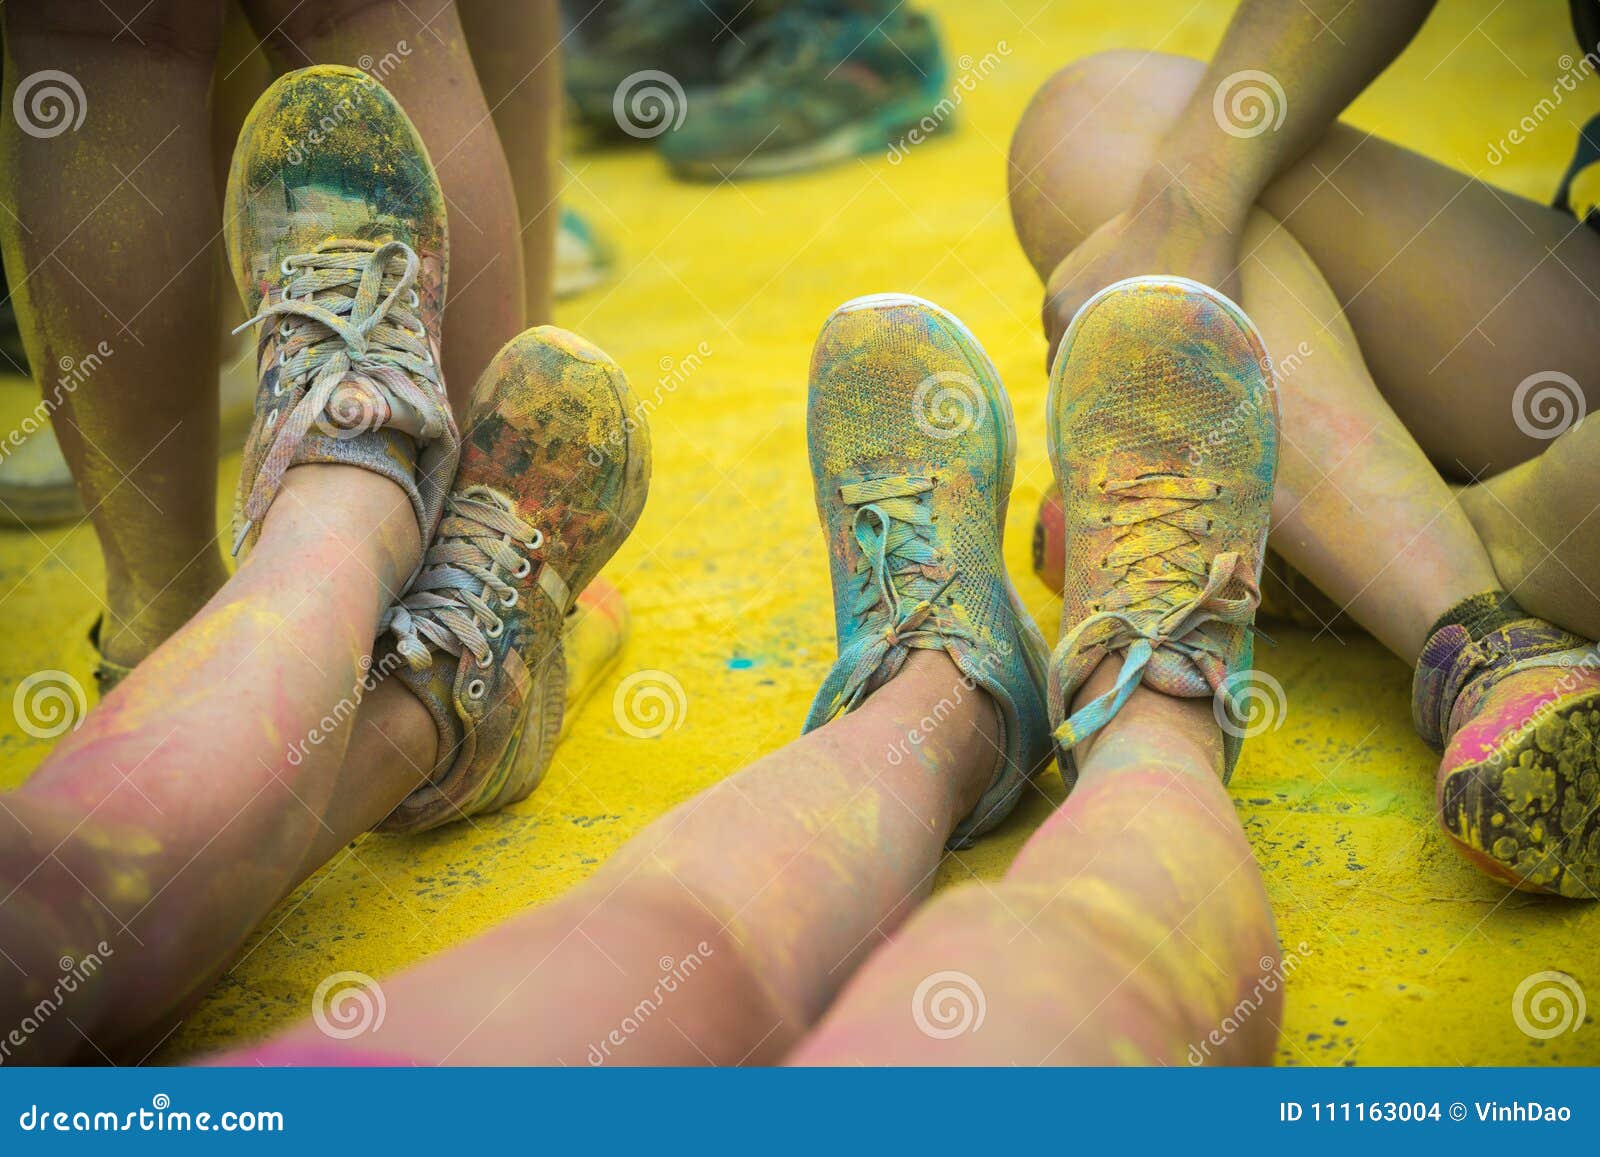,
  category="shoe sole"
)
[666,90,950,182]
[1438,686,1600,899]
